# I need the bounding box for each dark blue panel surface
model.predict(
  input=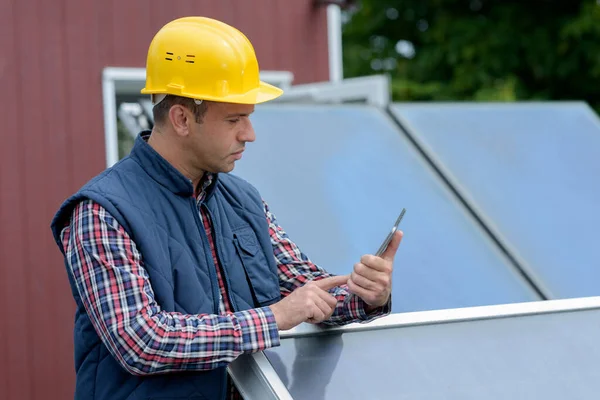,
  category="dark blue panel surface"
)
[389,102,600,299]
[265,309,600,400]
[232,104,538,312]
